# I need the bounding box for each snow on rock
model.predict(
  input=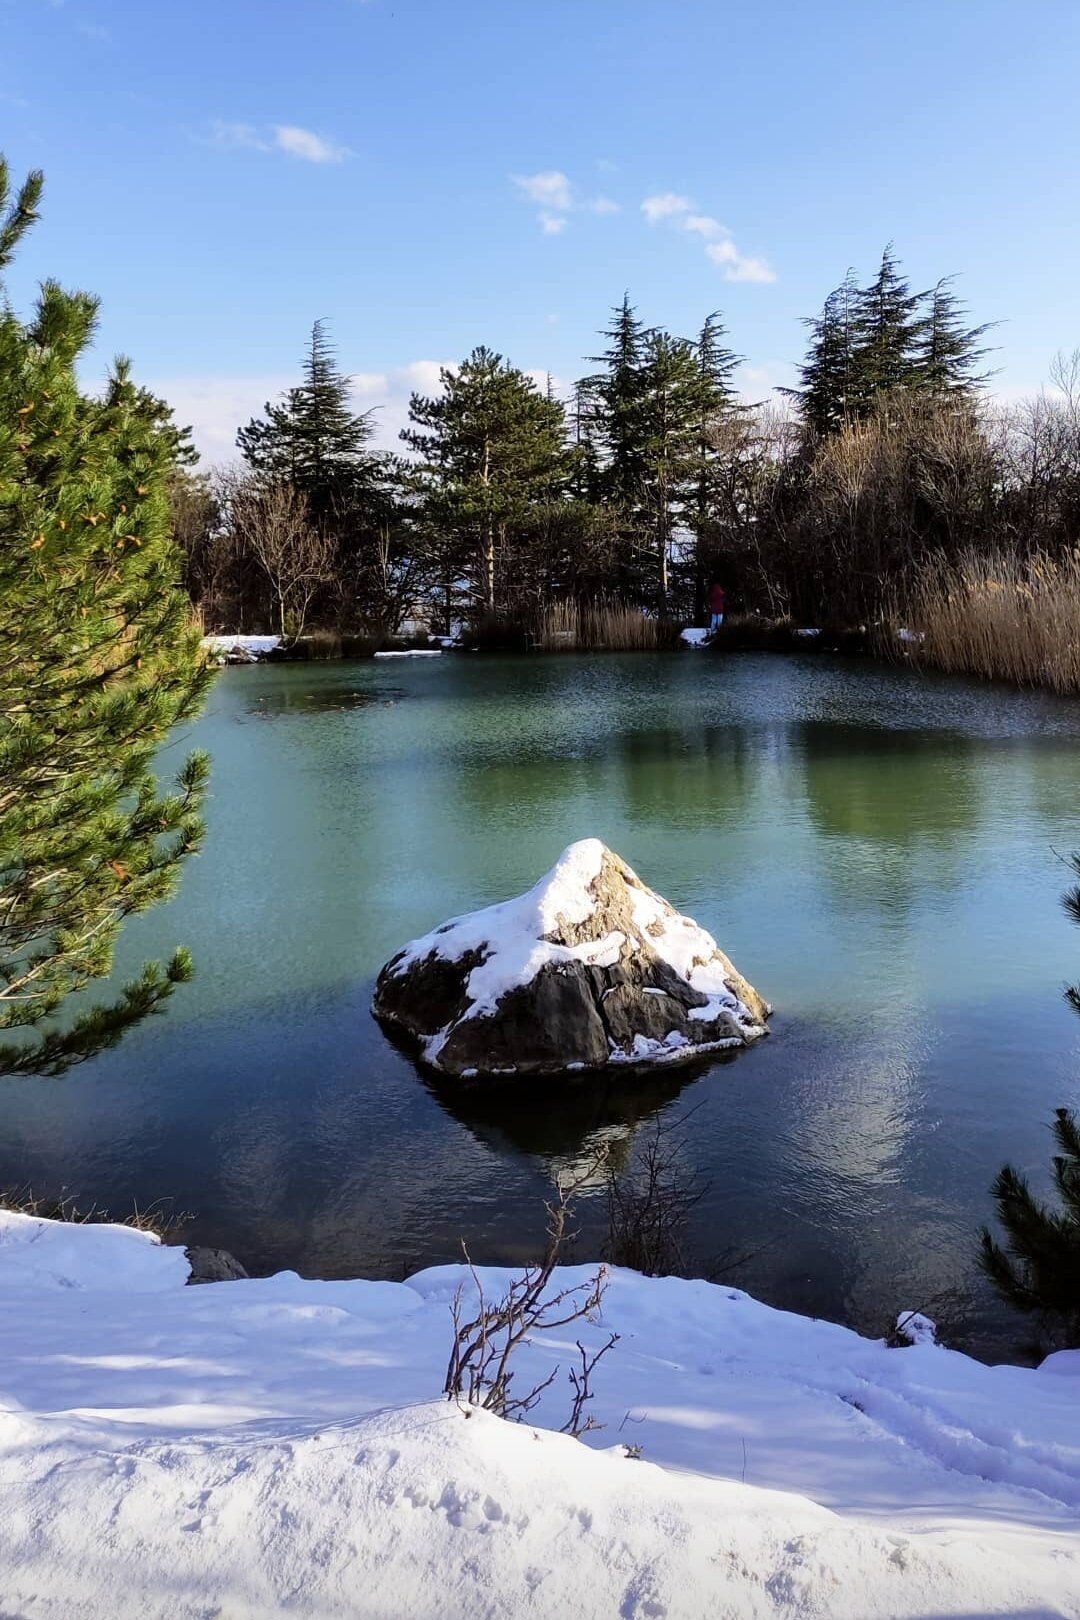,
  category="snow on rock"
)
[2,1212,1080,1619]
[373,839,770,1077]
[680,626,710,647]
